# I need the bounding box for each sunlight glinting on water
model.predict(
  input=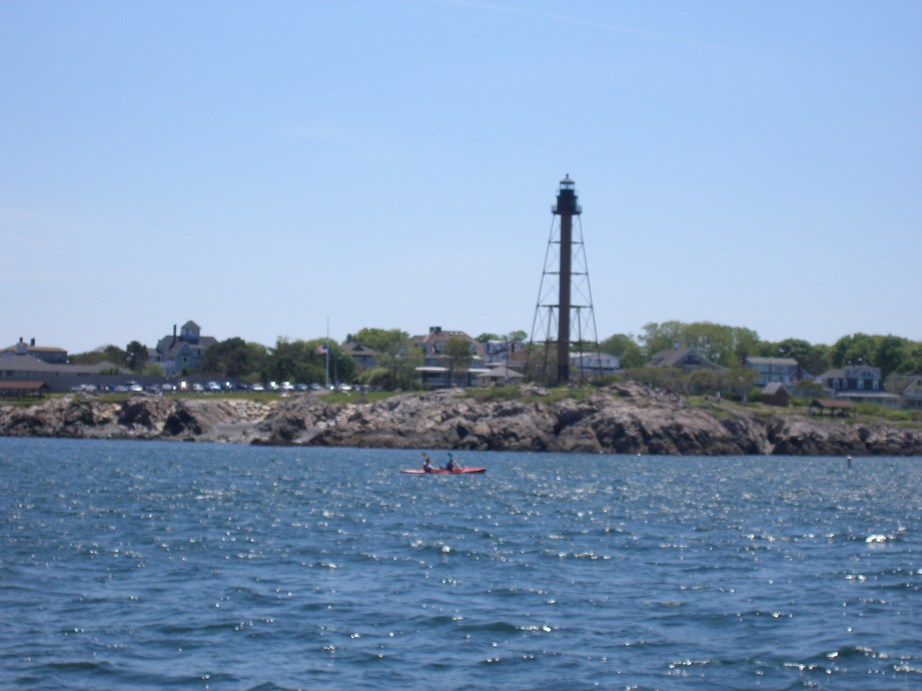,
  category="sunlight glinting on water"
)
[2,438,921,689]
